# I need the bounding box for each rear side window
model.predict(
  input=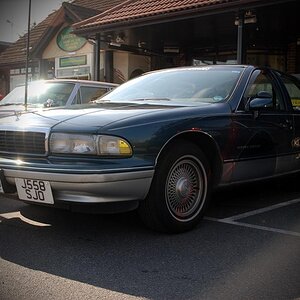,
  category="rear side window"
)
[279,74,300,111]
[79,86,110,104]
